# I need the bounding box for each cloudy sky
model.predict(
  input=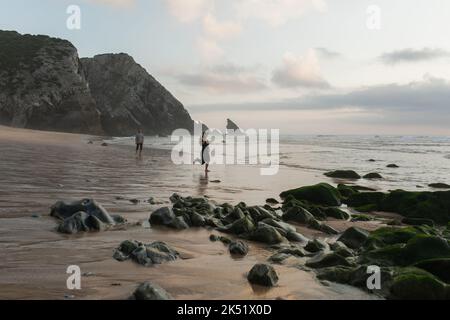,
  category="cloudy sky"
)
[1,0,450,135]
